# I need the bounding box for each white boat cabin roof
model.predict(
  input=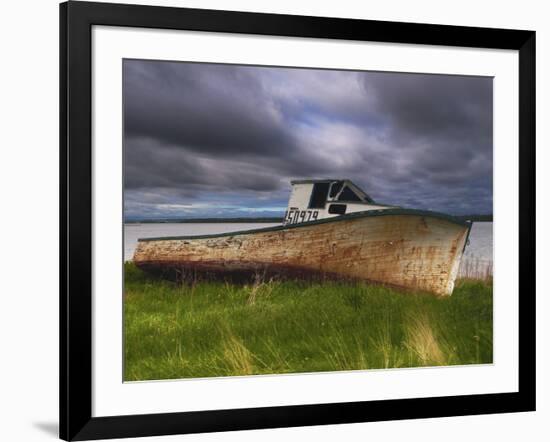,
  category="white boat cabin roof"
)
[290,179,376,205]
[284,179,392,225]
